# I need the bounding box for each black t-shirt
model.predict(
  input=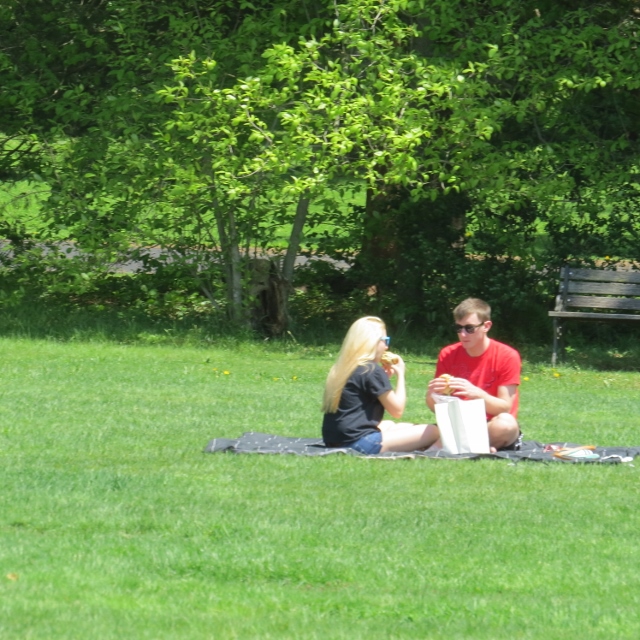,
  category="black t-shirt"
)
[322,362,392,446]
